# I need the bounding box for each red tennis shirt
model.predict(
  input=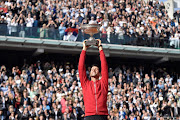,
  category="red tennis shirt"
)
[78,50,109,116]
